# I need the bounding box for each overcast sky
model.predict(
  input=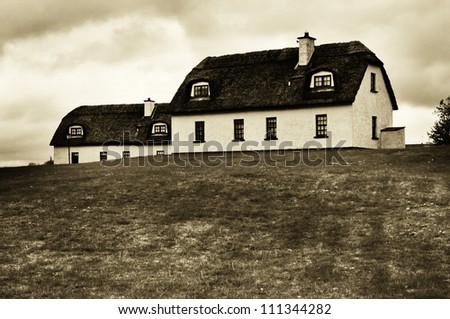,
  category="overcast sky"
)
[1,0,449,166]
